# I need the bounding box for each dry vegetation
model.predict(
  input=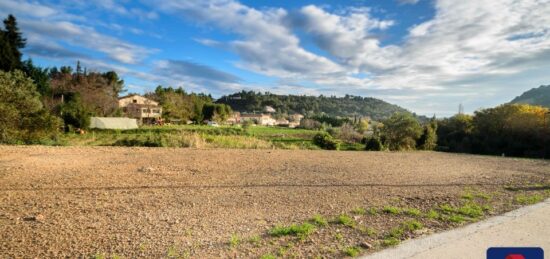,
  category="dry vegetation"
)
[0,146,549,258]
